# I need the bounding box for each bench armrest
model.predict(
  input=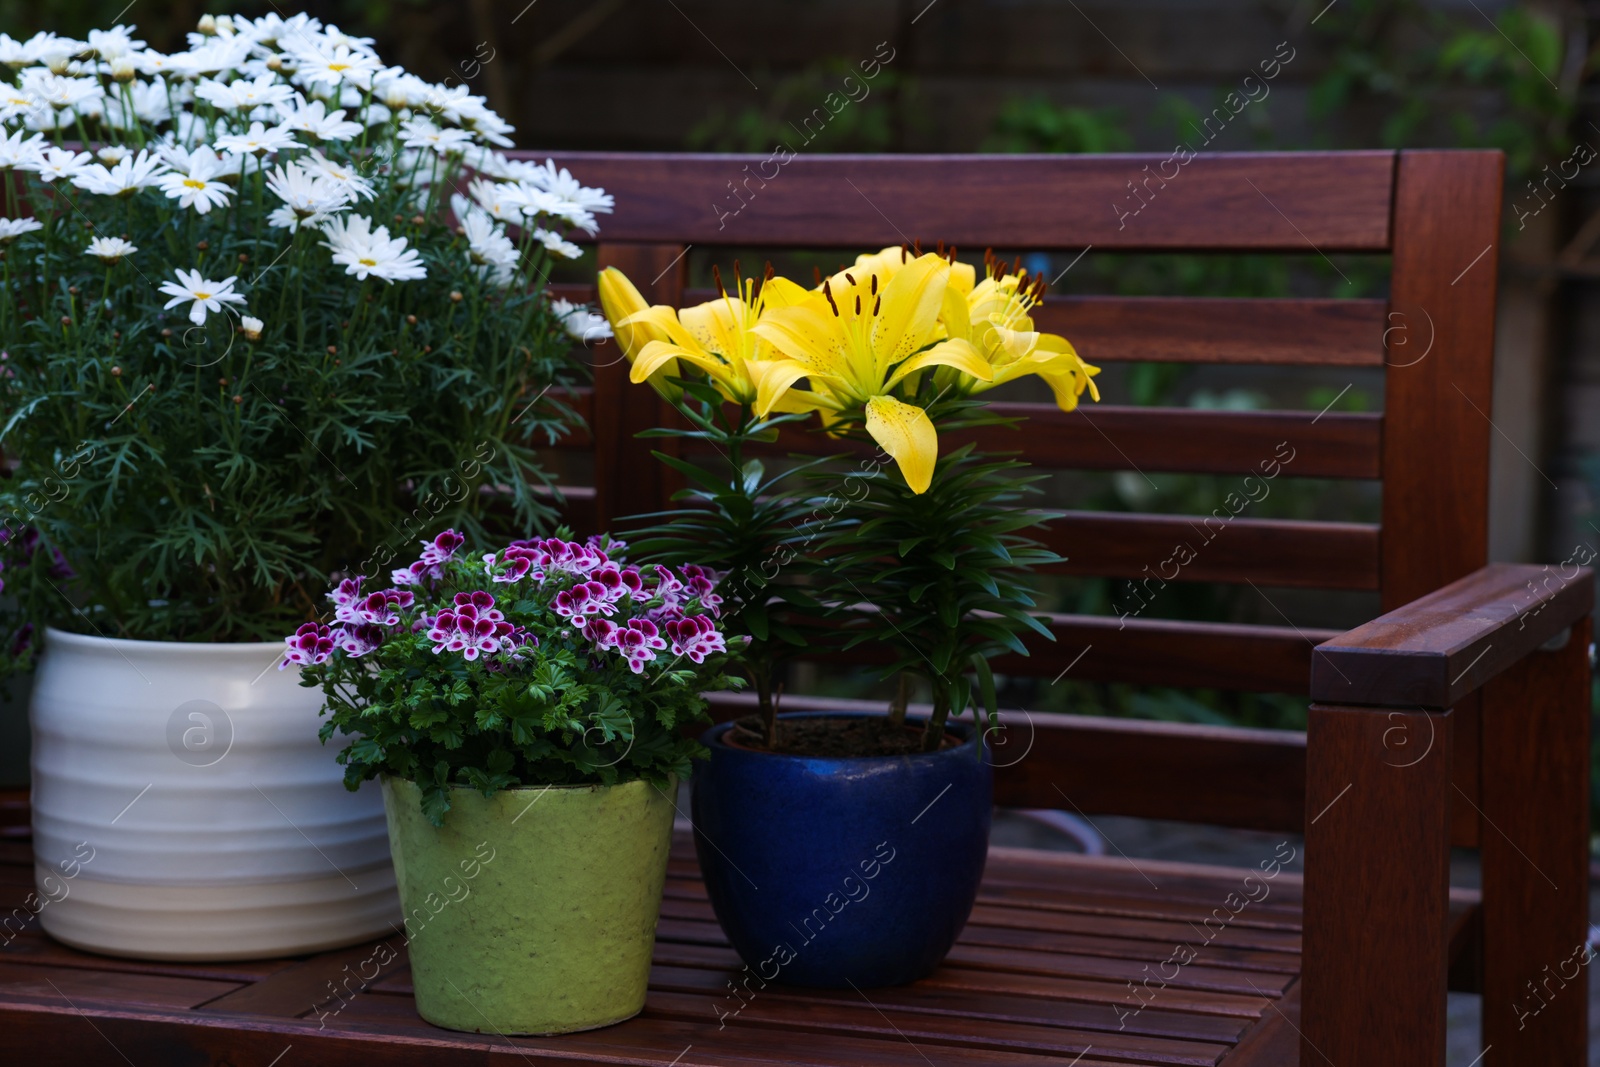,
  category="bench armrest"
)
[1310,562,1594,708]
